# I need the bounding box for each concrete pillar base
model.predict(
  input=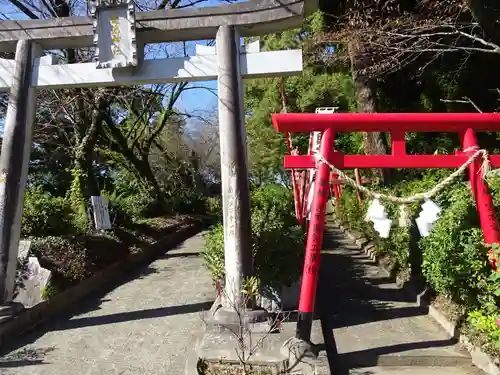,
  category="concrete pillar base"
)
[280,336,318,375]
[206,305,271,333]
